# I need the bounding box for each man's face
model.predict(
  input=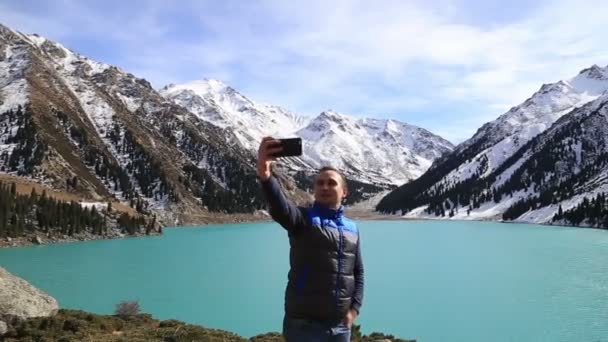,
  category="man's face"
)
[313,170,347,209]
